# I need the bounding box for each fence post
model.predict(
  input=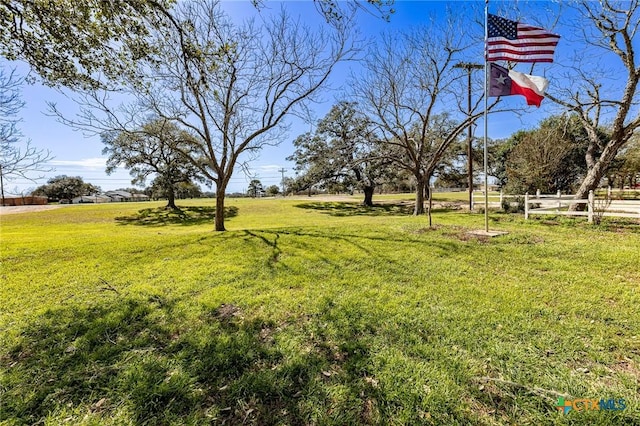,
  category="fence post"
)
[536,189,541,199]
[500,190,503,206]
[525,193,529,220]
[557,190,561,210]
[471,191,474,211]
[588,190,594,223]
[607,186,612,199]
